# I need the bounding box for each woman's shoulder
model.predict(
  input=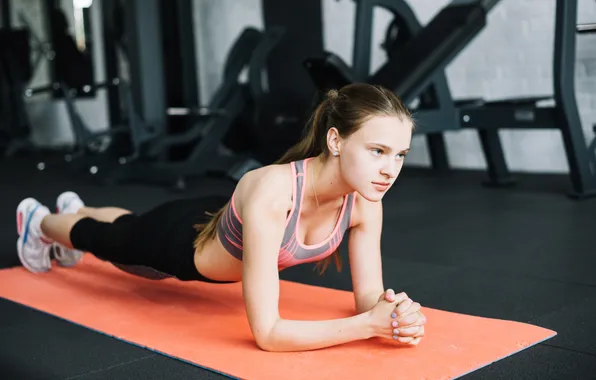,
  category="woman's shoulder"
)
[233,163,294,215]
[238,162,293,191]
